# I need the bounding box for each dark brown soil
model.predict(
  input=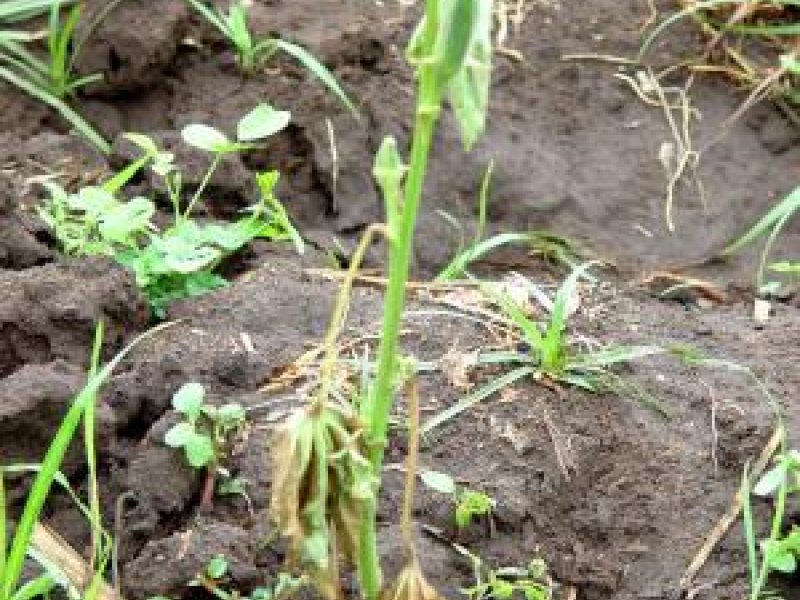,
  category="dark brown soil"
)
[1,1,800,600]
